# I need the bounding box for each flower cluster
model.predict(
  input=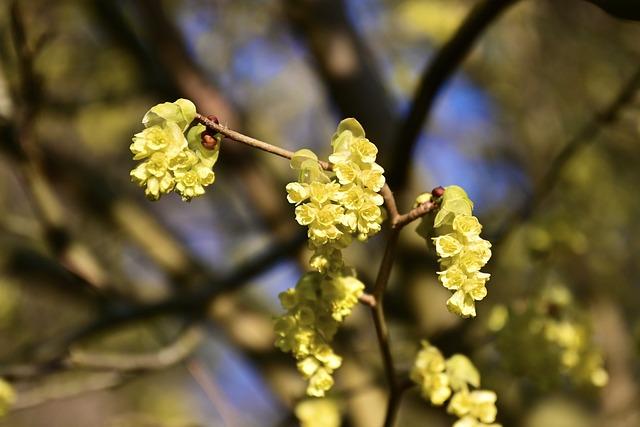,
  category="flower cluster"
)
[411,341,501,427]
[286,118,385,246]
[276,119,383,396]
[491,284,608,388]
[295,398,341,427]
[274,257,364,396]
[130,99,220,201]
[428,186,492,317]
